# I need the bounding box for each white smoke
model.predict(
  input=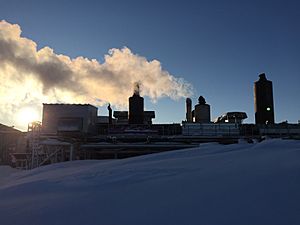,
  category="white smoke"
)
[0,20,193,130]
